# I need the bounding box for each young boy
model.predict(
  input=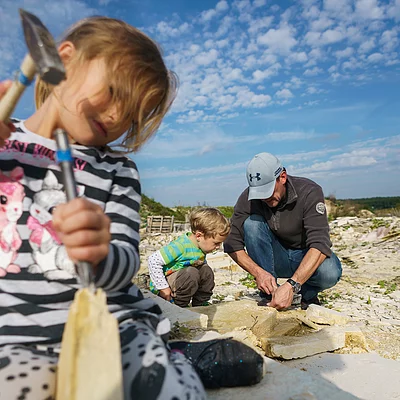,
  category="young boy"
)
[148,207,230,307]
